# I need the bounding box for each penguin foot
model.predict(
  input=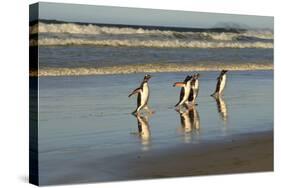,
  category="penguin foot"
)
[211,93,218,98]
[175,108,181,113]
[147,110,155,115]
[131,111,139,116]
[174,105,180,111]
